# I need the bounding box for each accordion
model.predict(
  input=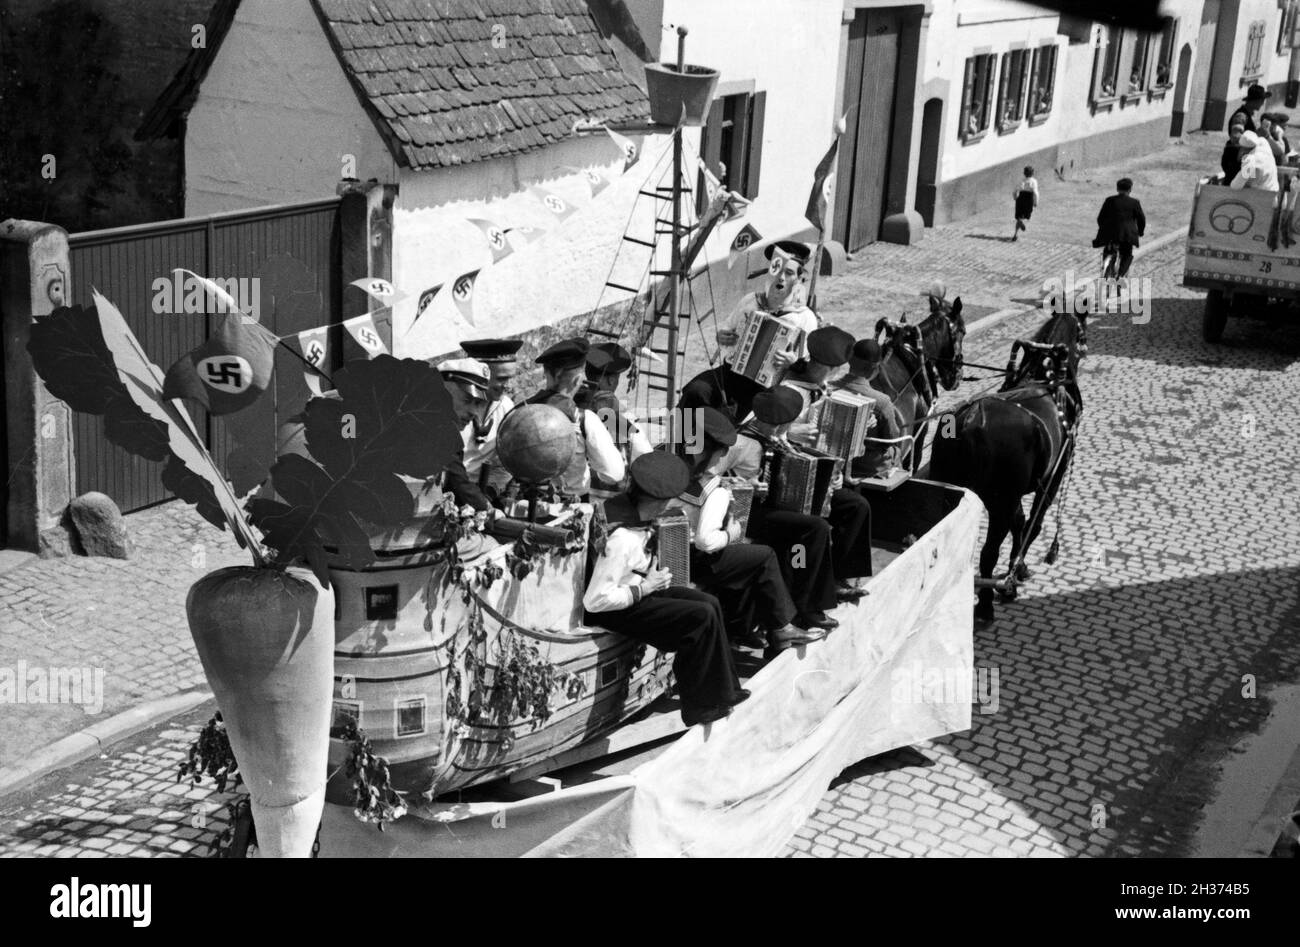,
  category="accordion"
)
[719,477,756,538]
[732,310,804,388]
[768,448,842,518]
[811,390,876,465]
[653,509,692,588]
